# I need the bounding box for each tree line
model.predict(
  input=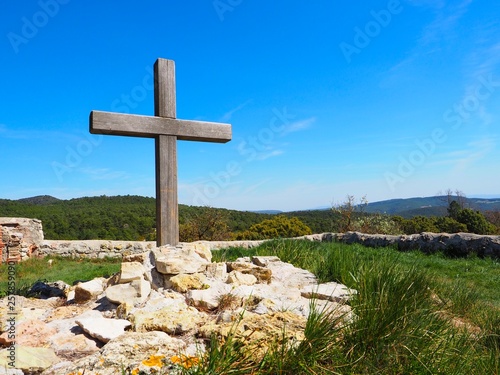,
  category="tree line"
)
[0,195,498,242]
